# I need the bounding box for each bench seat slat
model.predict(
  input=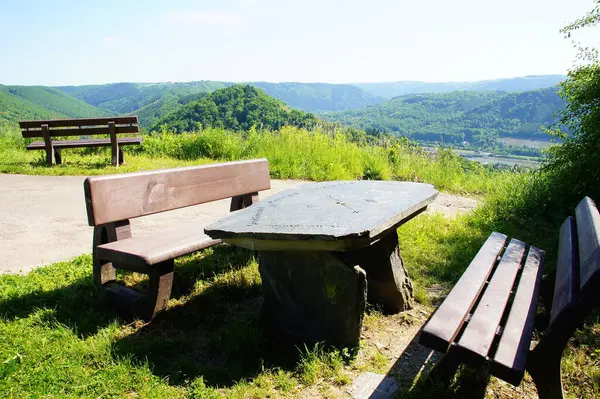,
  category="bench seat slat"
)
[575,196,600,291]
[457,239,527,362]
[491,246,545,386]
[97,222,221,268]
[26,137,143,150]
[419,232,508,353]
